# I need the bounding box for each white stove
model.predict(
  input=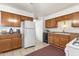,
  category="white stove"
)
[65,38,79,56]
